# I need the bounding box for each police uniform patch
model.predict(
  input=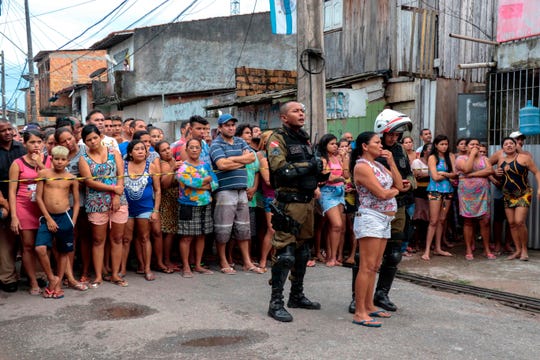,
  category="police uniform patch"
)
[289,145,303,155]
[270,141,280,148]
[271,148,281,155]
